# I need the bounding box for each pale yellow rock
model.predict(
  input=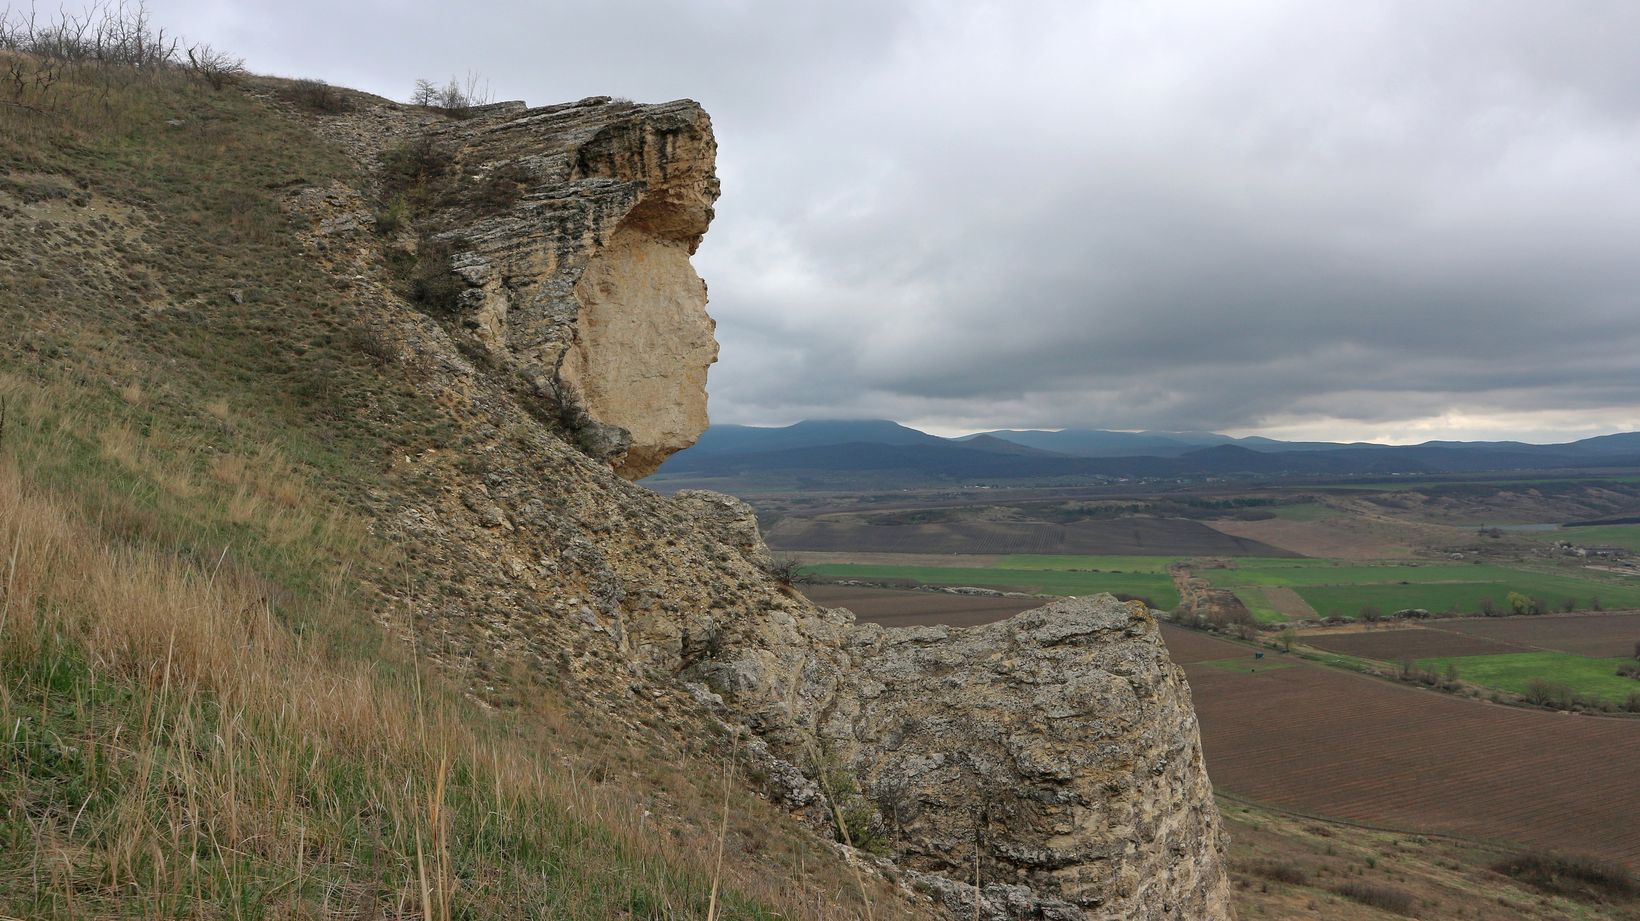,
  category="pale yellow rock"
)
[561,222,717,478]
